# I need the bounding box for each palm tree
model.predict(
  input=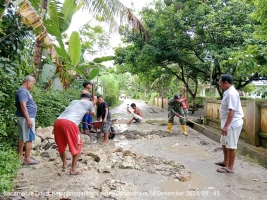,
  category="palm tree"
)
[80,0,149,40]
